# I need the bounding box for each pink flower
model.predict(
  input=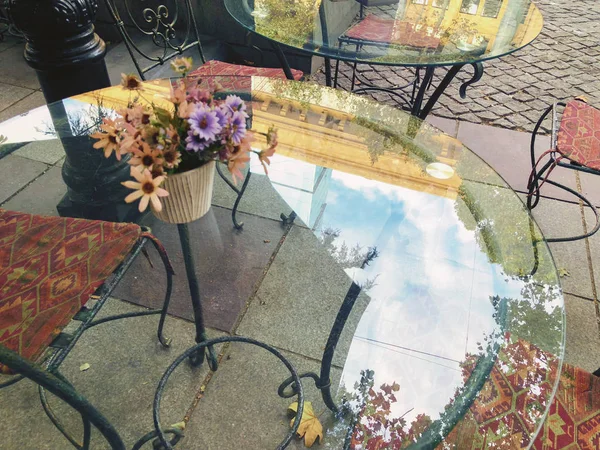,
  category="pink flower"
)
[90,118,122,159]
[227,136,252,184]
[177,101,195,119]
[170,84,187,104]
[129,142,164,169]
[122,167,168,212]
